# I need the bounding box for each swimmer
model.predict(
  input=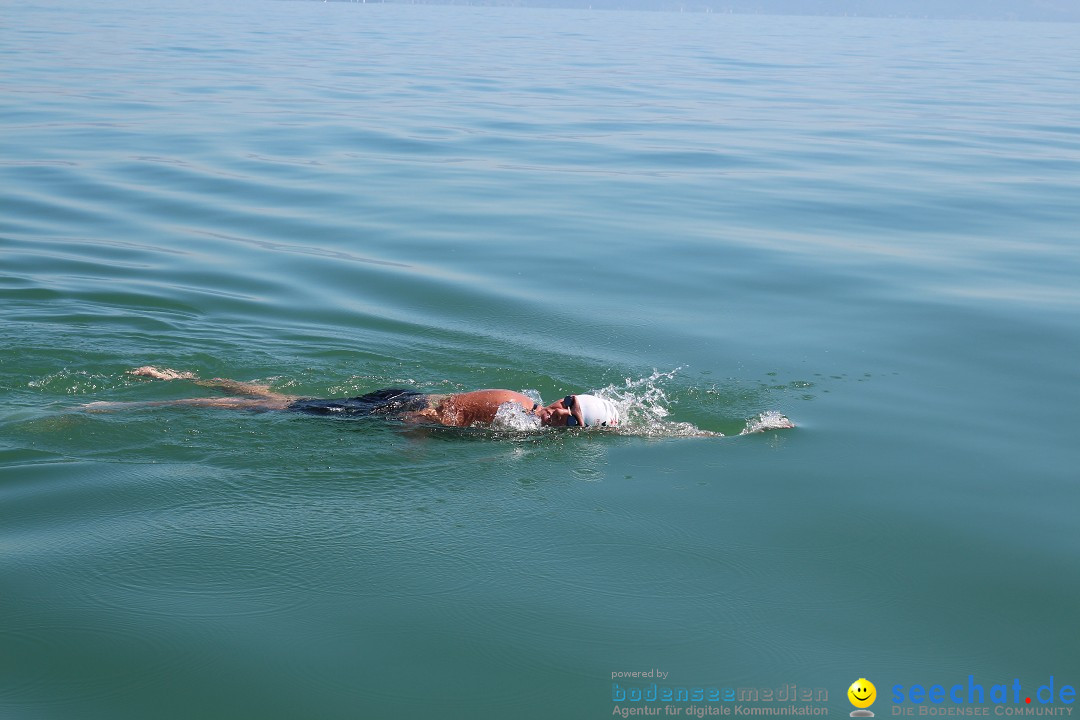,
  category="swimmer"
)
[83,366,541,428]
[536,393,620,428]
